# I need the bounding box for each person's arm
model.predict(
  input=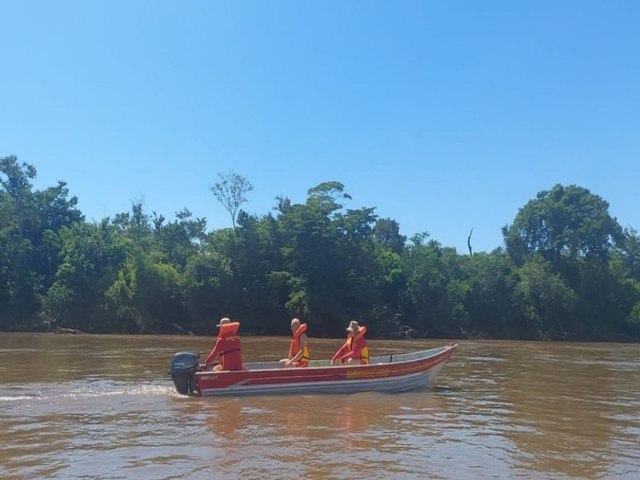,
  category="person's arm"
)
[331,342,349,364]
[205,337,223,366]
[341,337,365,362]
